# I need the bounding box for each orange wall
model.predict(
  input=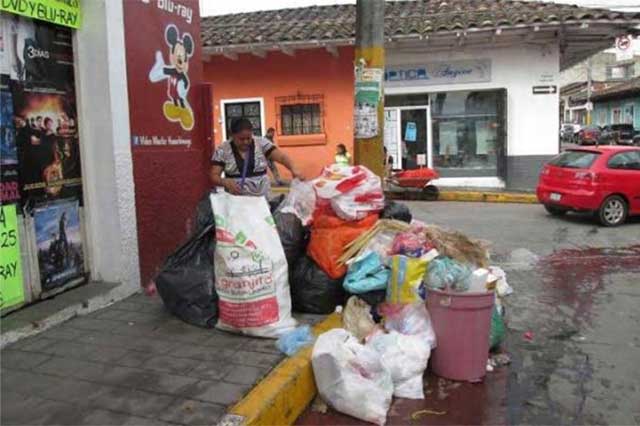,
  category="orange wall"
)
[204,46,355,179]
